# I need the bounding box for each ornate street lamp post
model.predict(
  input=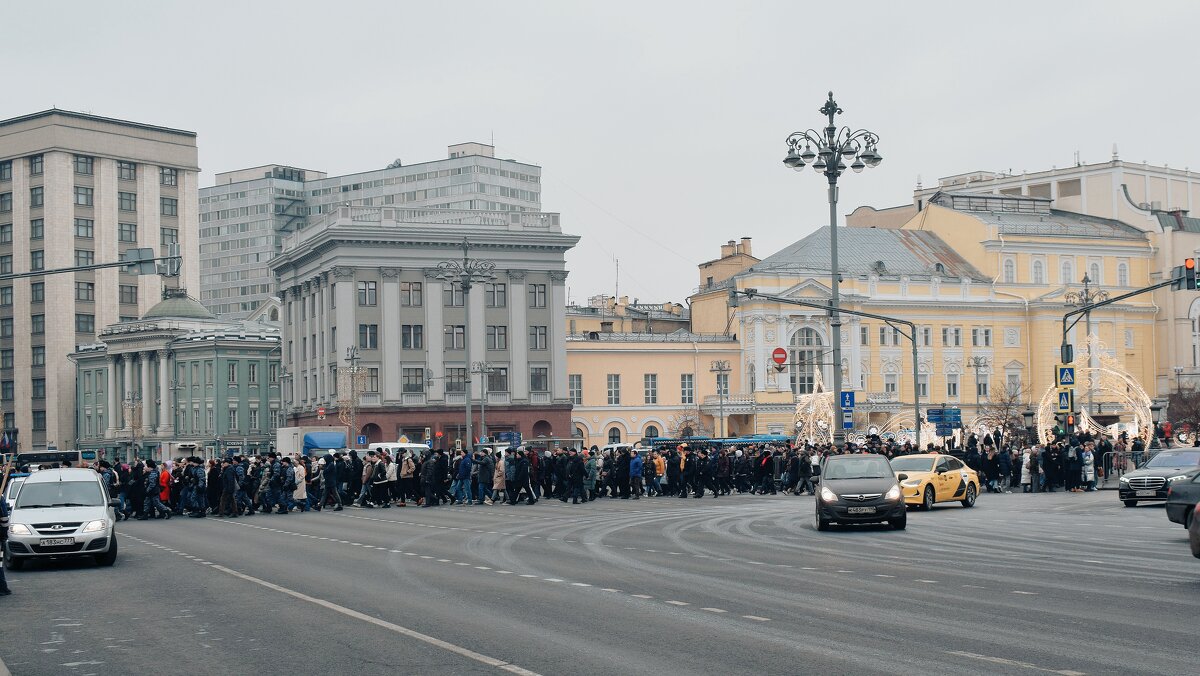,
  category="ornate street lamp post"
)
[436,239,496,451]
[1065,273,1109,417]
[710,360,731,438]
[783,92,883,445]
